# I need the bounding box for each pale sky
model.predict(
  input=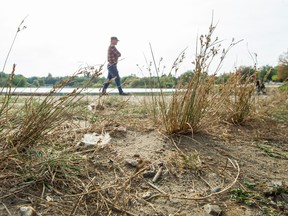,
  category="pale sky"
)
[0,0,288,78]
